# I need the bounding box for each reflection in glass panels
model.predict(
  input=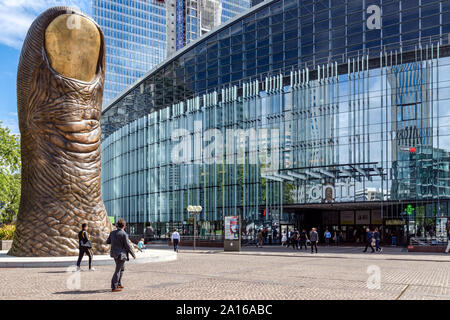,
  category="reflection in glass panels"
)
[102,44,450,236]
[101,0,450,240]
